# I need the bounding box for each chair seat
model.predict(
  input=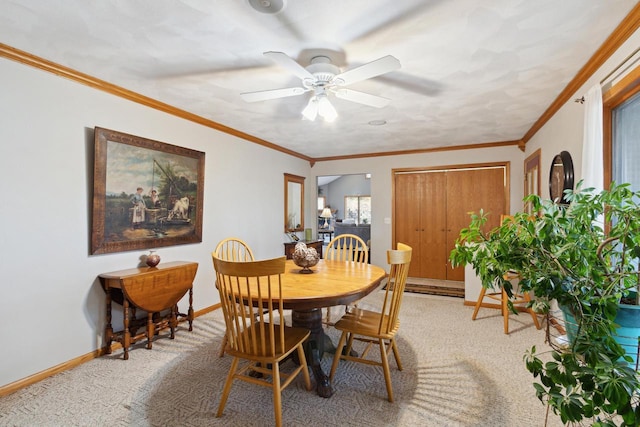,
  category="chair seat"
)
[334,308,399,340]
[226,325,310,362]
